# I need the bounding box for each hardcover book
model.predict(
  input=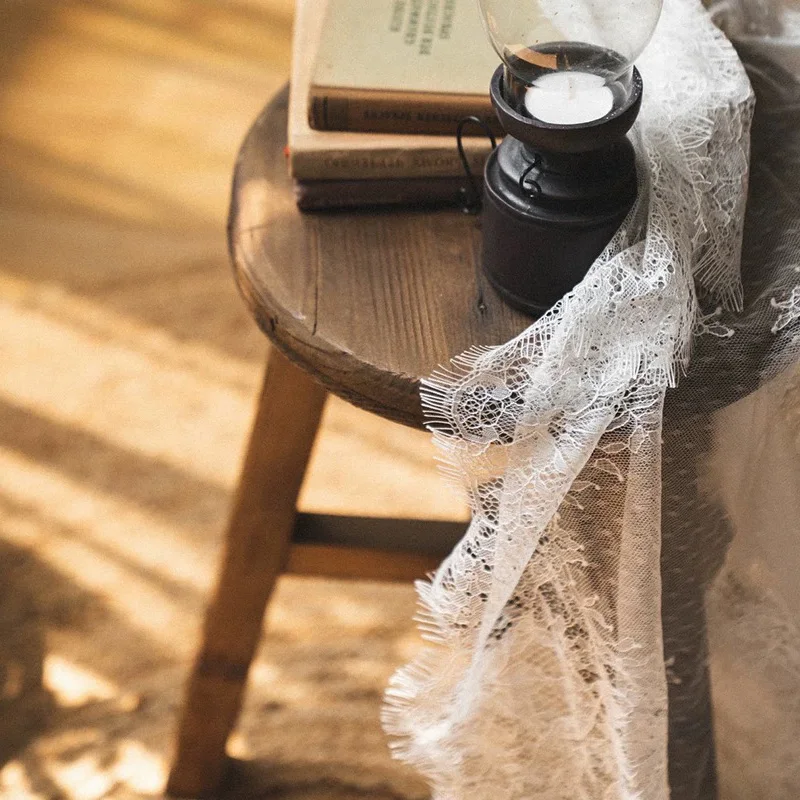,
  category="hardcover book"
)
[308,0,501,135]
[293,175,481,210]
[288,0,495,181]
